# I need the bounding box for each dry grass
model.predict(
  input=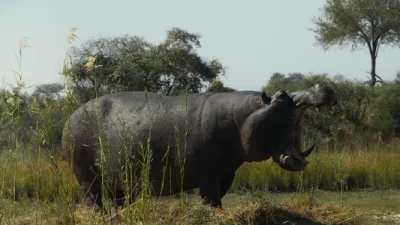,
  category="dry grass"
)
[280,196,361,225]
[70,195,365,225]
[1,196,364,225]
